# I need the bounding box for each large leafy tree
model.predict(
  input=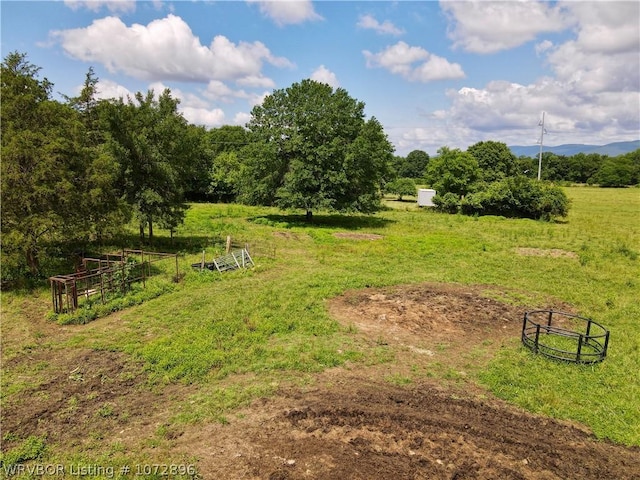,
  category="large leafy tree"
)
[566,153,603,183]
[390,150,429,179]
[204,126,250,202]
[589,155,635,187]
[64,68,128,241]
[404,150,430,178]
[240,79,392,220]
[466,140,517,182]
[424,147,480,196]
[1,53,119,277]
[103,89,198,242]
